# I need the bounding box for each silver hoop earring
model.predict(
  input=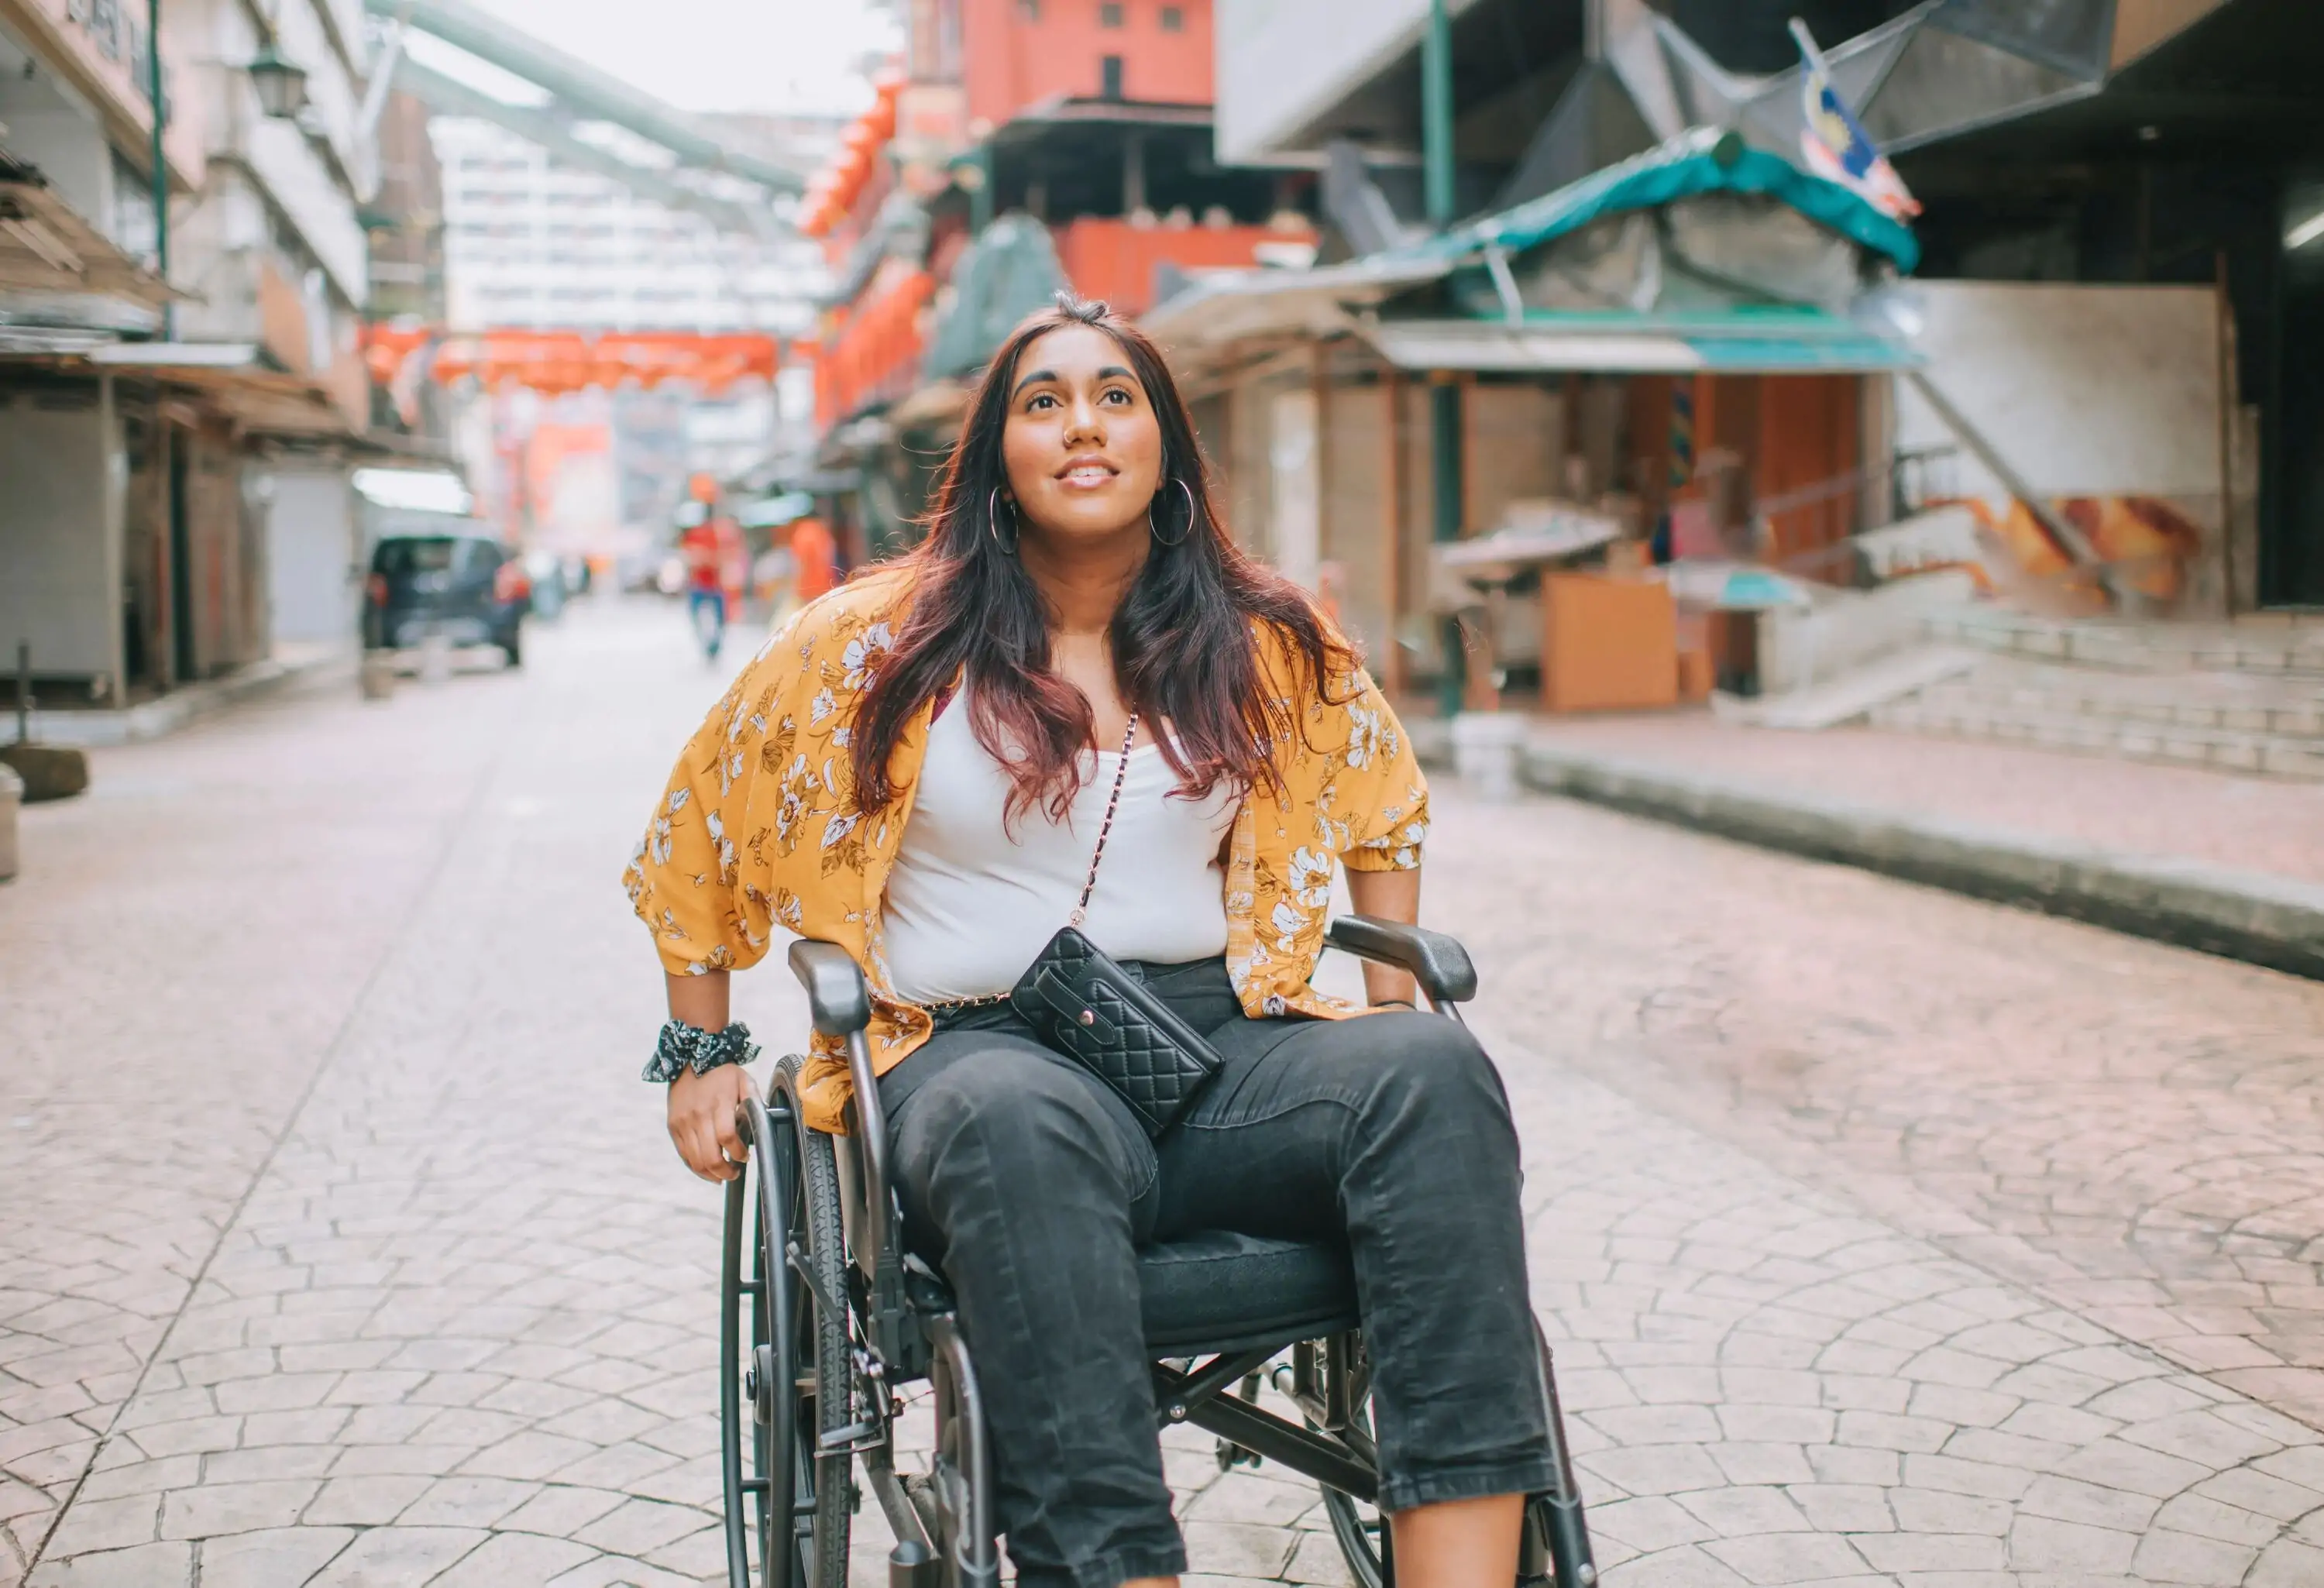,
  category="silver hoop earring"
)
[987,486,1019,552]
[1149,476,1196,547]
